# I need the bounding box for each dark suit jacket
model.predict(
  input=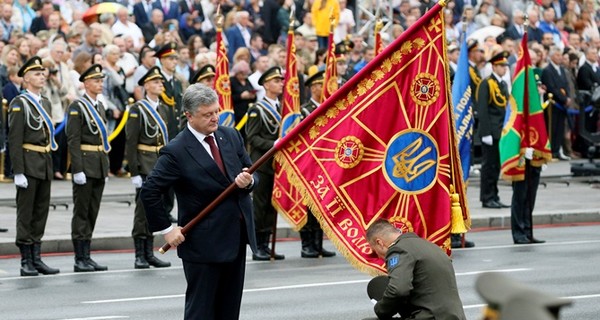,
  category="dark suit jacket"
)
[576,61,600,91]
[141,23,160,43]
[29,16,48,35]
[527,25,544,43]
[260,0,281,44]
[505,24,524,40]
[178,0,204,17]
[141,126,258,263]
[155,0,180,21]
[541,63,570,105]
[2,82,19,104]
[225,26,247,62]
[133,2,154,26]
[452,0,477,24]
